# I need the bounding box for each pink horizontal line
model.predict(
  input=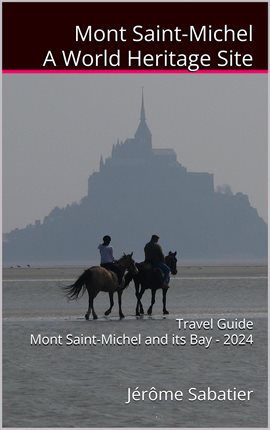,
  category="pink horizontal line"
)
[2,69,268,74]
